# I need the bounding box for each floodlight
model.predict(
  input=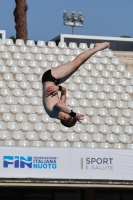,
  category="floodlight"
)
[62,11,84,34]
